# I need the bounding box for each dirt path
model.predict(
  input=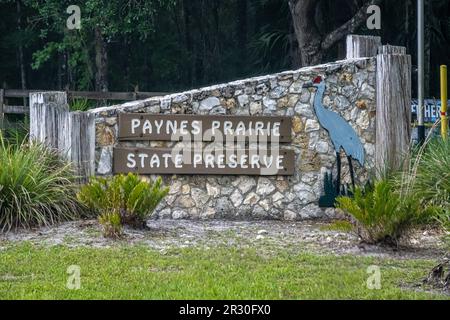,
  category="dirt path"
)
[0,219,446,260]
